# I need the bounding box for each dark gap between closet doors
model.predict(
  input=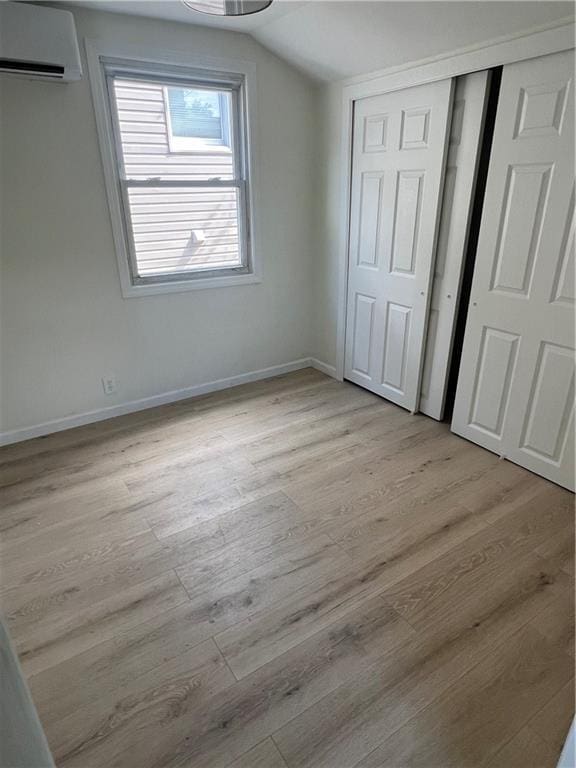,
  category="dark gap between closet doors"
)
[443,65,503,422]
